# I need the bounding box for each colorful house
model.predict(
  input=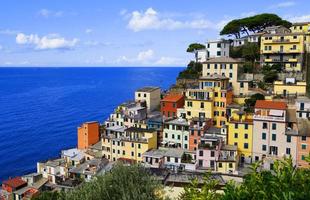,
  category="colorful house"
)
[135,86,161,113]
[185,74,233,127]
[273,78,306,97]
[188,118,212,151]
[162,118,189,149]
[161,94,185,118]
[102,127,157,162]
[252,100,298,169]
[260,26,306,72]
[196,135,222,170]
[228,110,253,164]
[216,145,239,174]
[77,121,100,150]
[296,119,310,168]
